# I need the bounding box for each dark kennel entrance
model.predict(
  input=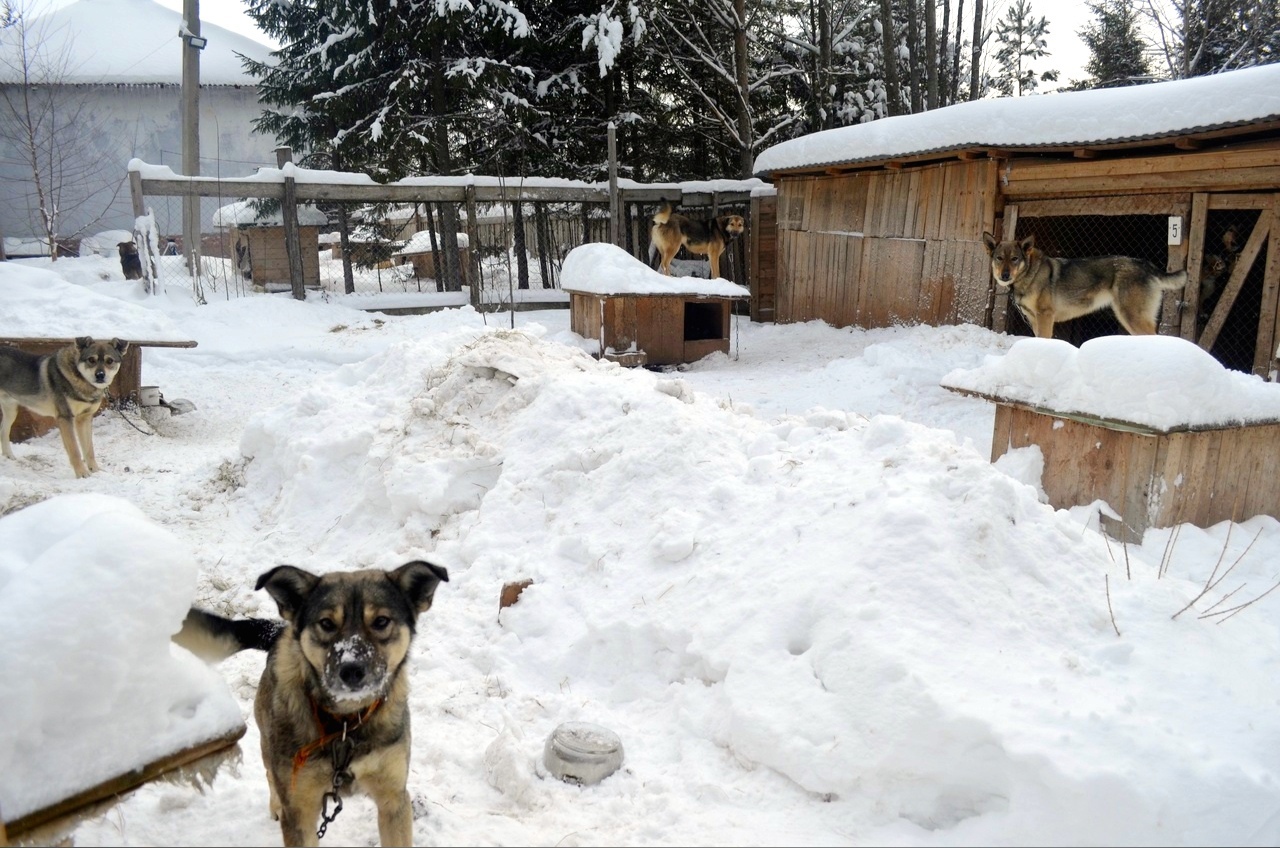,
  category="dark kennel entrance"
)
[1001,194,1279,376]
